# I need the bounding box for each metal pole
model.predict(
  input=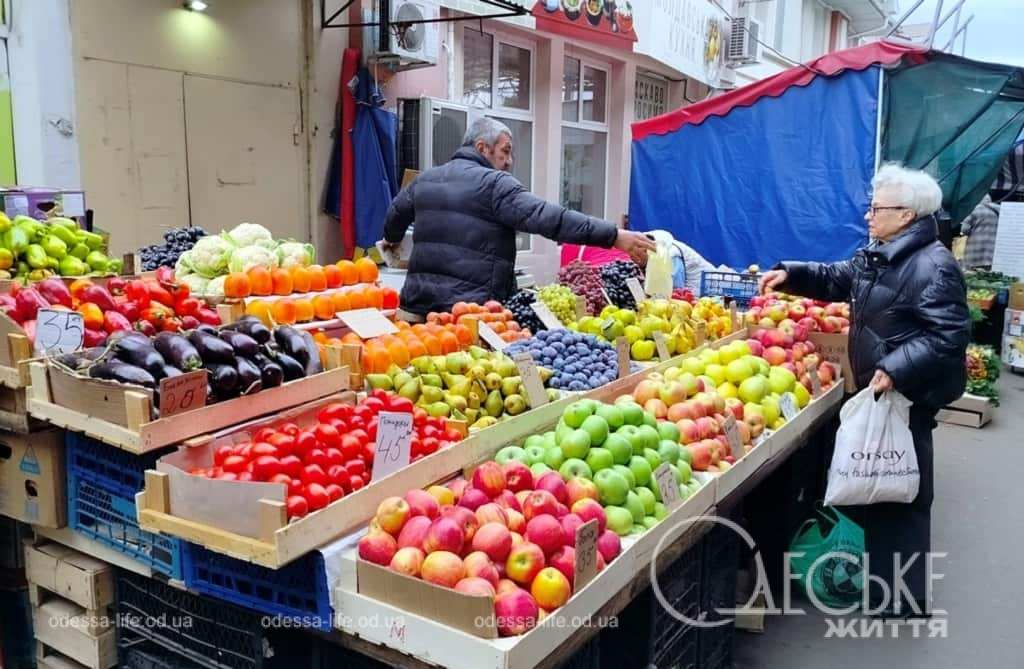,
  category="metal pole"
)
[935,0,966,36]
[886,0,926,37]
[925,0,945,50]
[946,15,974,54]
[874,66,886,173]
[943,1,966,51]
